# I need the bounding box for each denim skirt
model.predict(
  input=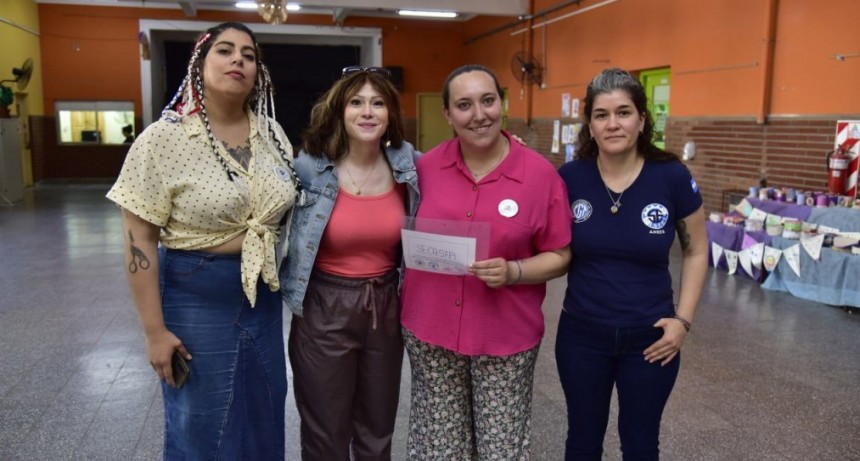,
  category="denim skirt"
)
[158,247,286,461]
